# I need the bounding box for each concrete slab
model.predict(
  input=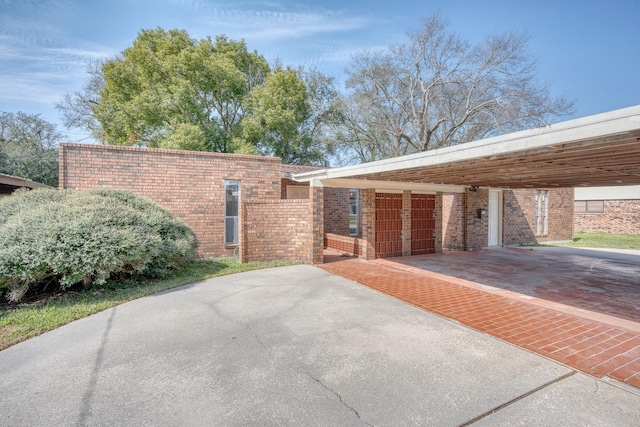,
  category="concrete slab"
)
[472,373,640,427]
[1,265,639,426]
[390,247,640,323]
